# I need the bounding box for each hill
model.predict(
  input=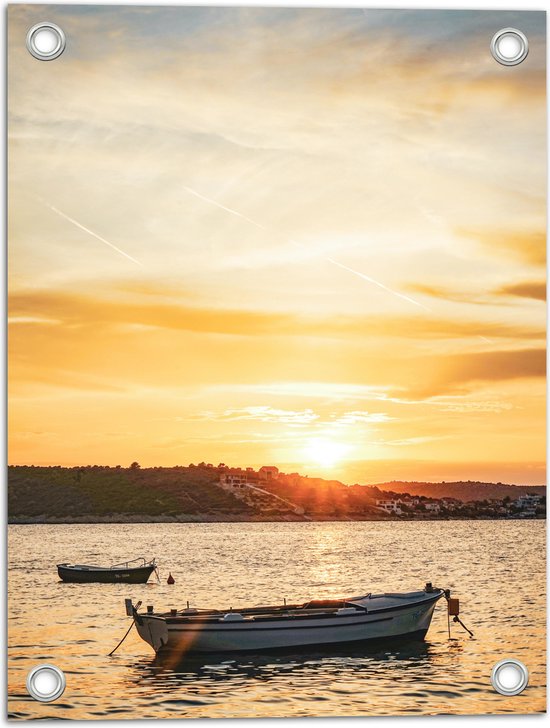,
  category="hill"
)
[8,465,254,522]
[7,464,546,523]
[368,480,546,503]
